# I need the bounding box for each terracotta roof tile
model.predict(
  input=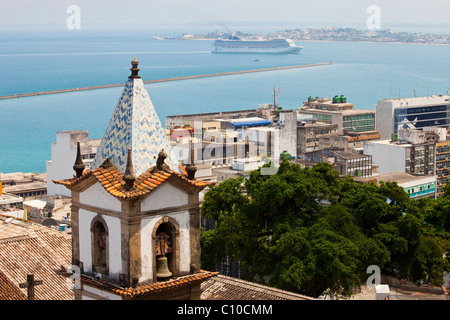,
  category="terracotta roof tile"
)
[0,270,27,300]
[0,215,74,300]
[77,270,218,298]
[53,161,214,200]
[200,275,315,300]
